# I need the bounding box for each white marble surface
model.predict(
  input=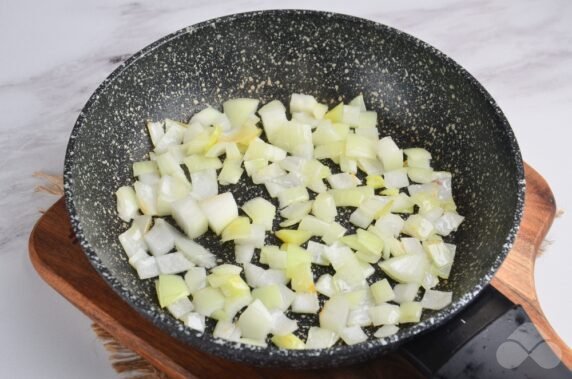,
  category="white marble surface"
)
[1,0,570,377]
